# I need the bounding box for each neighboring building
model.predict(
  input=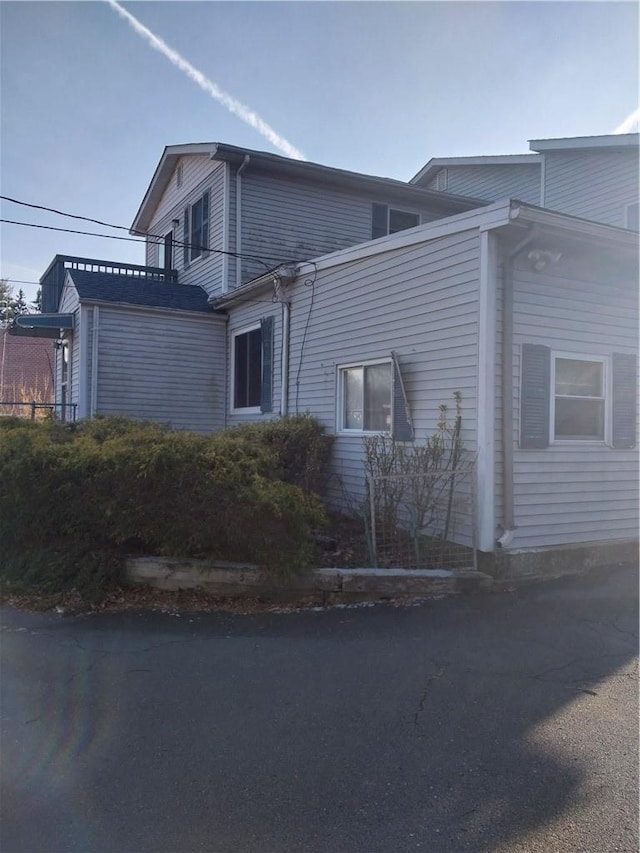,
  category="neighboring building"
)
[0,327,54,414]
[16,133,639,572]
[411,133,639,231]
